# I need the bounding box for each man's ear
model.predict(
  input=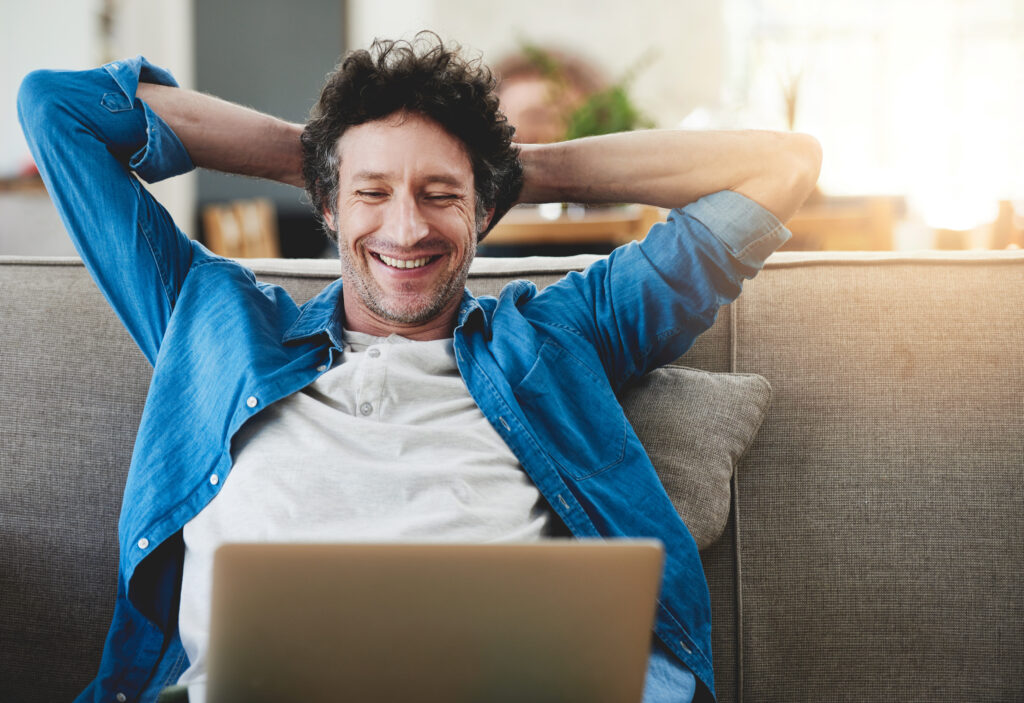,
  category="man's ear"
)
[479,207,495,234]
[323,207,337,232]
